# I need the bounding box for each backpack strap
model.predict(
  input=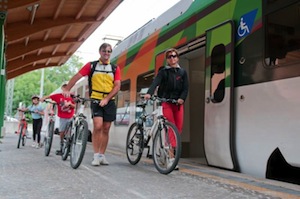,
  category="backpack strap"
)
[88,60,98,96]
